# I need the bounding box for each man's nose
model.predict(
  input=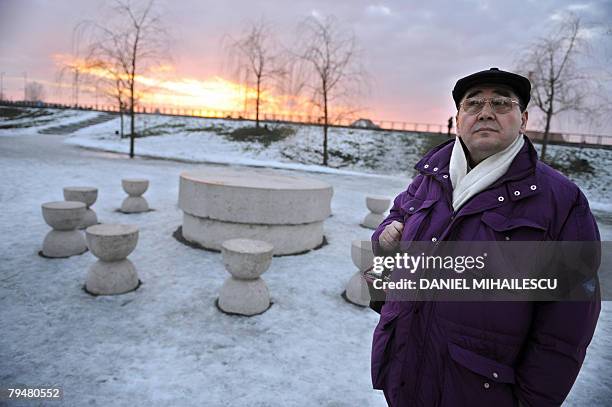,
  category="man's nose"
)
[478,101,495,120]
